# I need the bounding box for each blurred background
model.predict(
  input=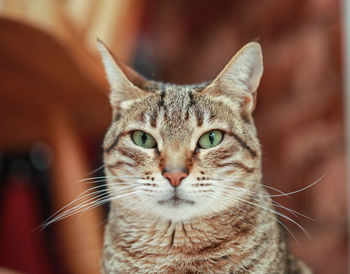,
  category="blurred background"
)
[0,0,347,273]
